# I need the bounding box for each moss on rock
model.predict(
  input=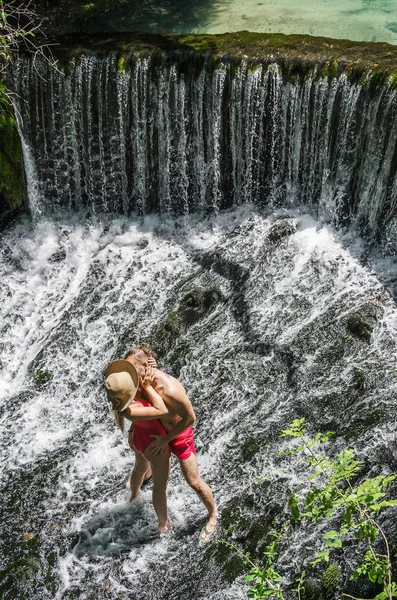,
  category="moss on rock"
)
[25,31,397,86]
[207,542,246,583]
[302,577,324,600]
[221,483,284,556]
[0,81,27,219]
[241,436,262,461]
[146,285,223,375]
[346,302,381,342]
[0,555,42,597]
[351,366,367,391]
[34,368,53,386]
